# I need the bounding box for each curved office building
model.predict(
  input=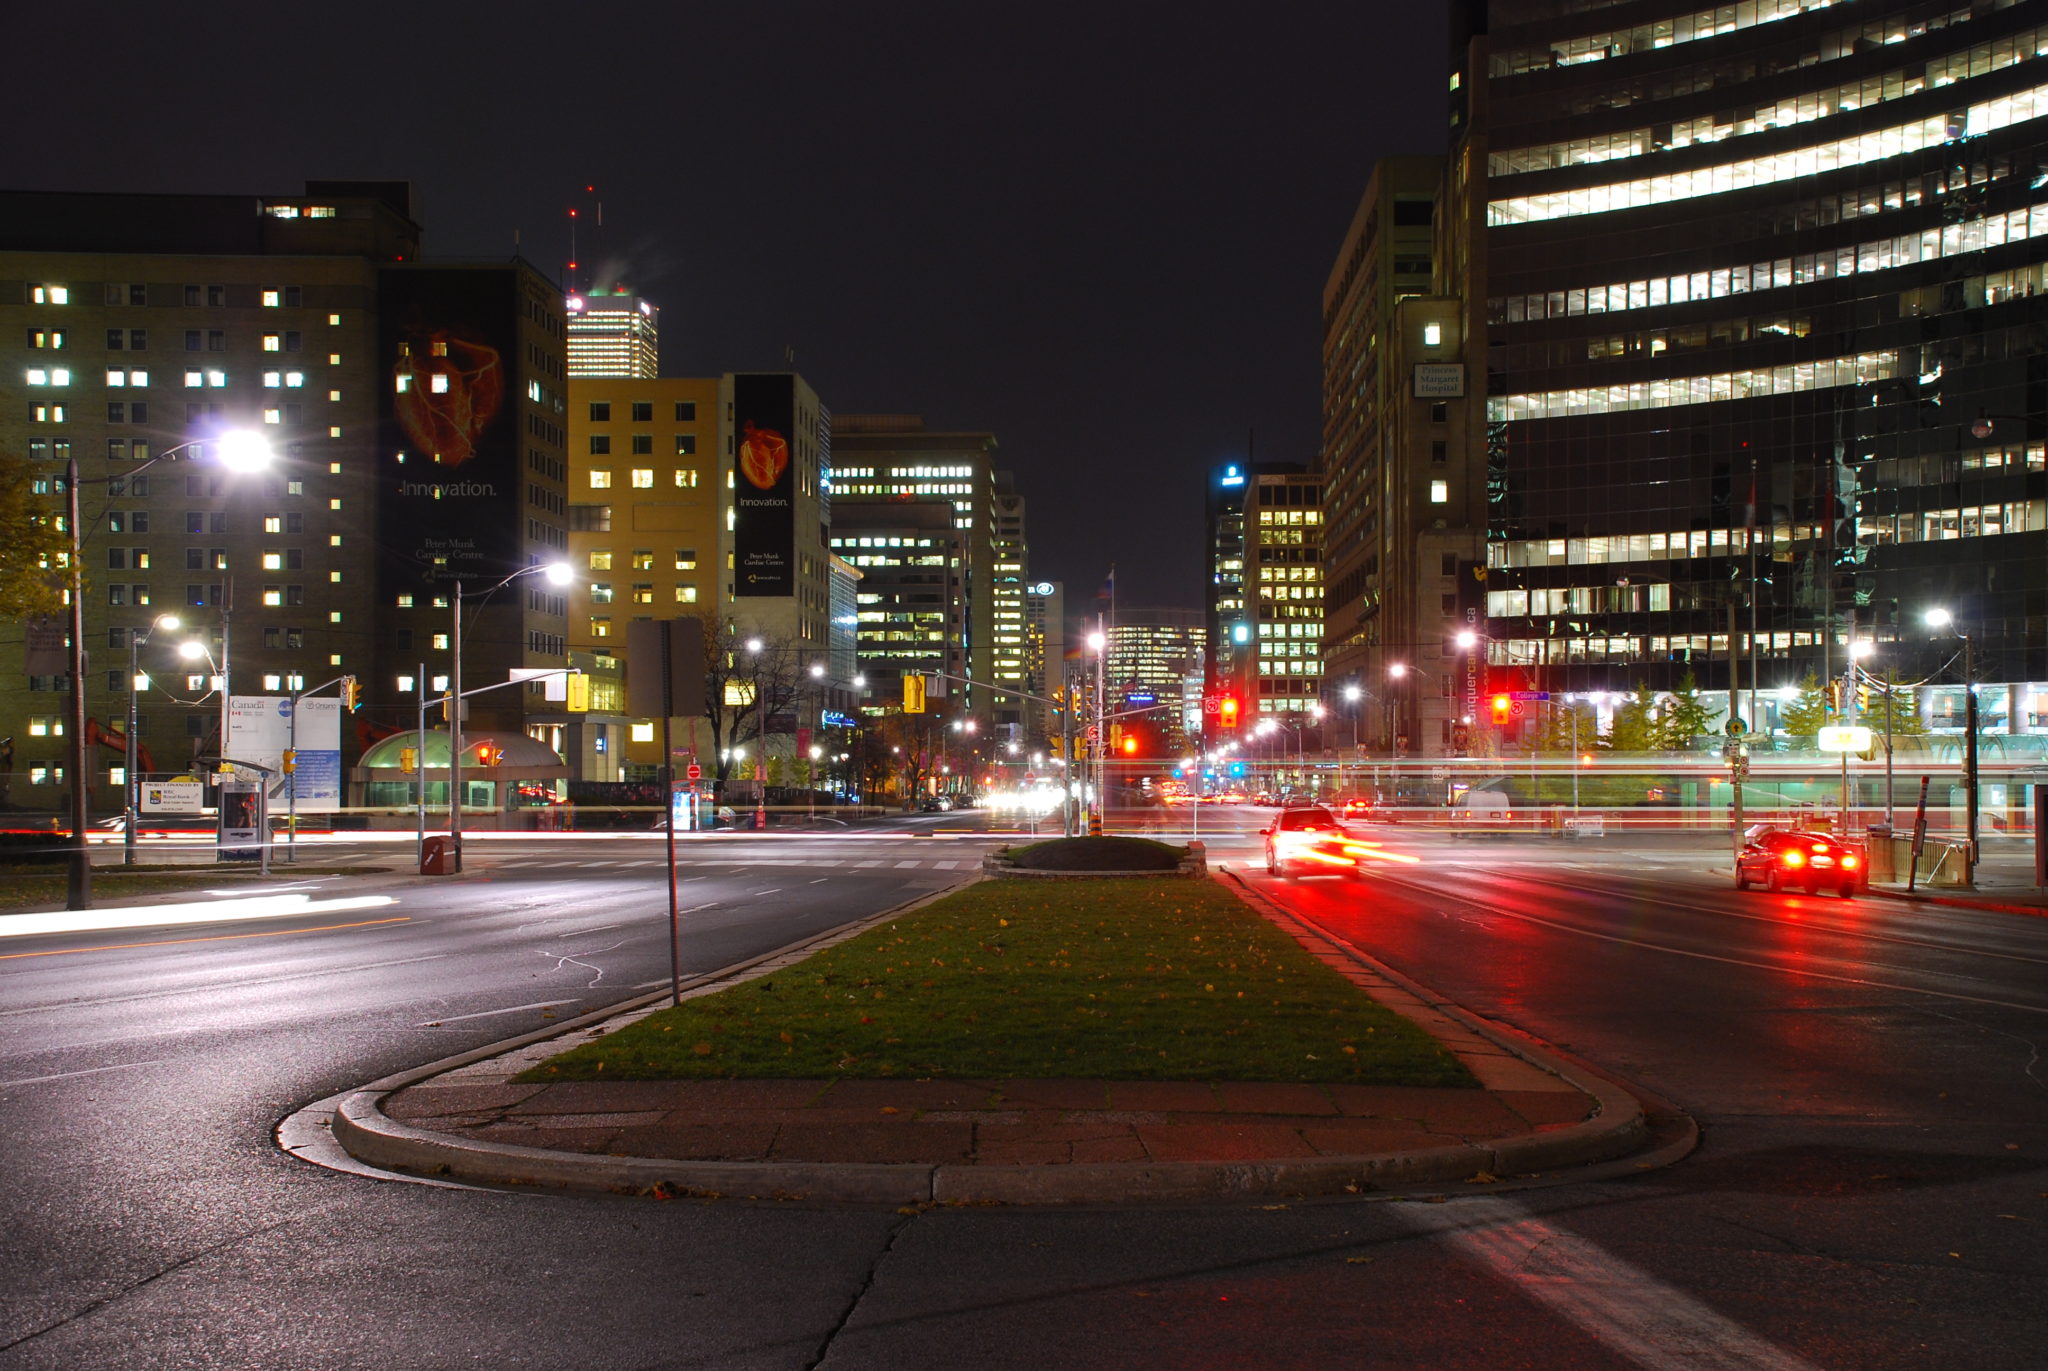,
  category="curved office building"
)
[1454,0,2047,741]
